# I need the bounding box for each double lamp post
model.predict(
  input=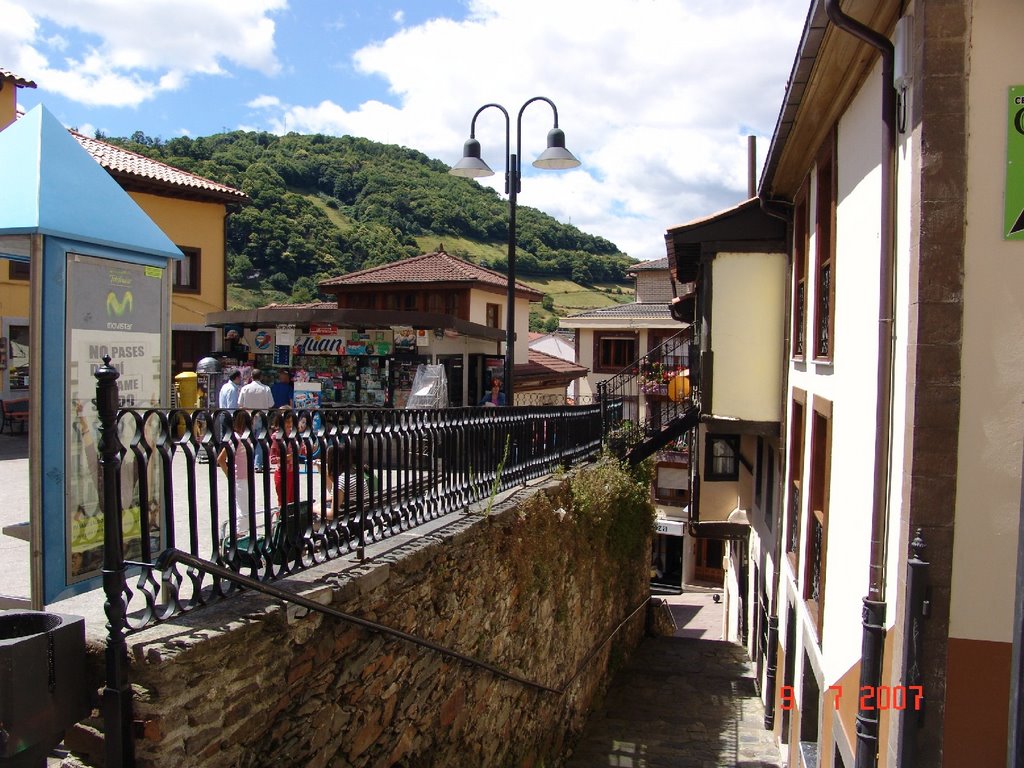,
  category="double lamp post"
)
[449,97,580,404]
